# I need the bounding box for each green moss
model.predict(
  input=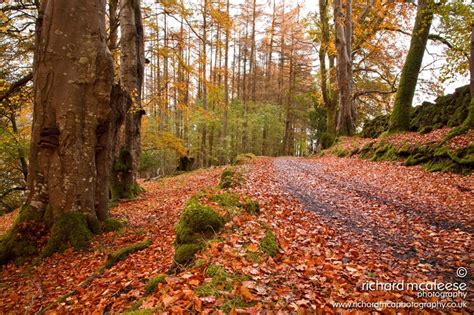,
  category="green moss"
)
[320,132,336,149]
[175,221,203,244]
[332,147,349,157]
[195,264,240,297]
[87,216,102,234]
[103,239,151,269]
[17,204,43,223]
[180,202,223,235]
[206,264,225,277]
[43,204,54,228]
[219,167,241,189]
[42,212,93,258]
[243,199,260,215]
[245,251,260,263]
[210,192,241,208]
[195,281,220,297]
[144,274,166,295]
[259,230,279,257]
[234,153,256,165]
[371,144,398,161]
[0,227,38,265]
[102,218,124,232]
[173,196,226,265]
[174,243,201,265]
[424,160,457,173]
[112,182,143,202]
[433,146,449,158]
[405,152,430,166]
[113,149,132,172]
[361,115,390,138]
[397,143,415,156]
